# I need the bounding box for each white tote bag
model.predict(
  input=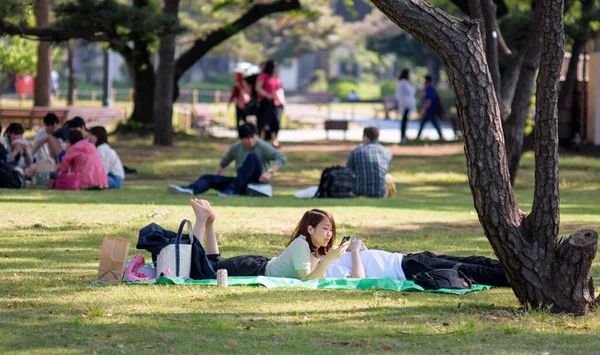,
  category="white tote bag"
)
[156,219,194,278]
